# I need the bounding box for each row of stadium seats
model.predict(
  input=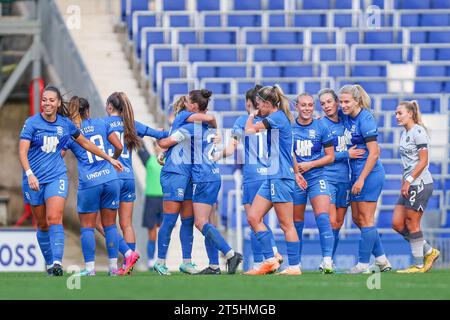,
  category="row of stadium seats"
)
[130,10,450,41]
[123,0,450,19]
[134,26,450,58]
[161,76,450,107]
